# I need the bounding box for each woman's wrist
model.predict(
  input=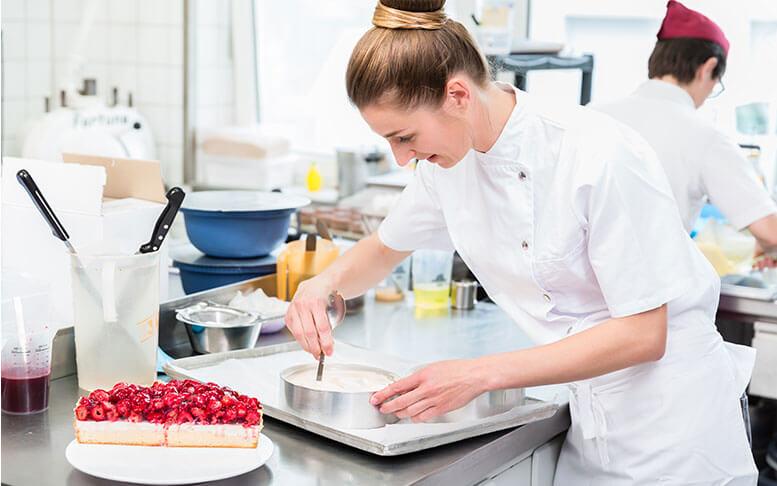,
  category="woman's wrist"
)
[469,356,500,394]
